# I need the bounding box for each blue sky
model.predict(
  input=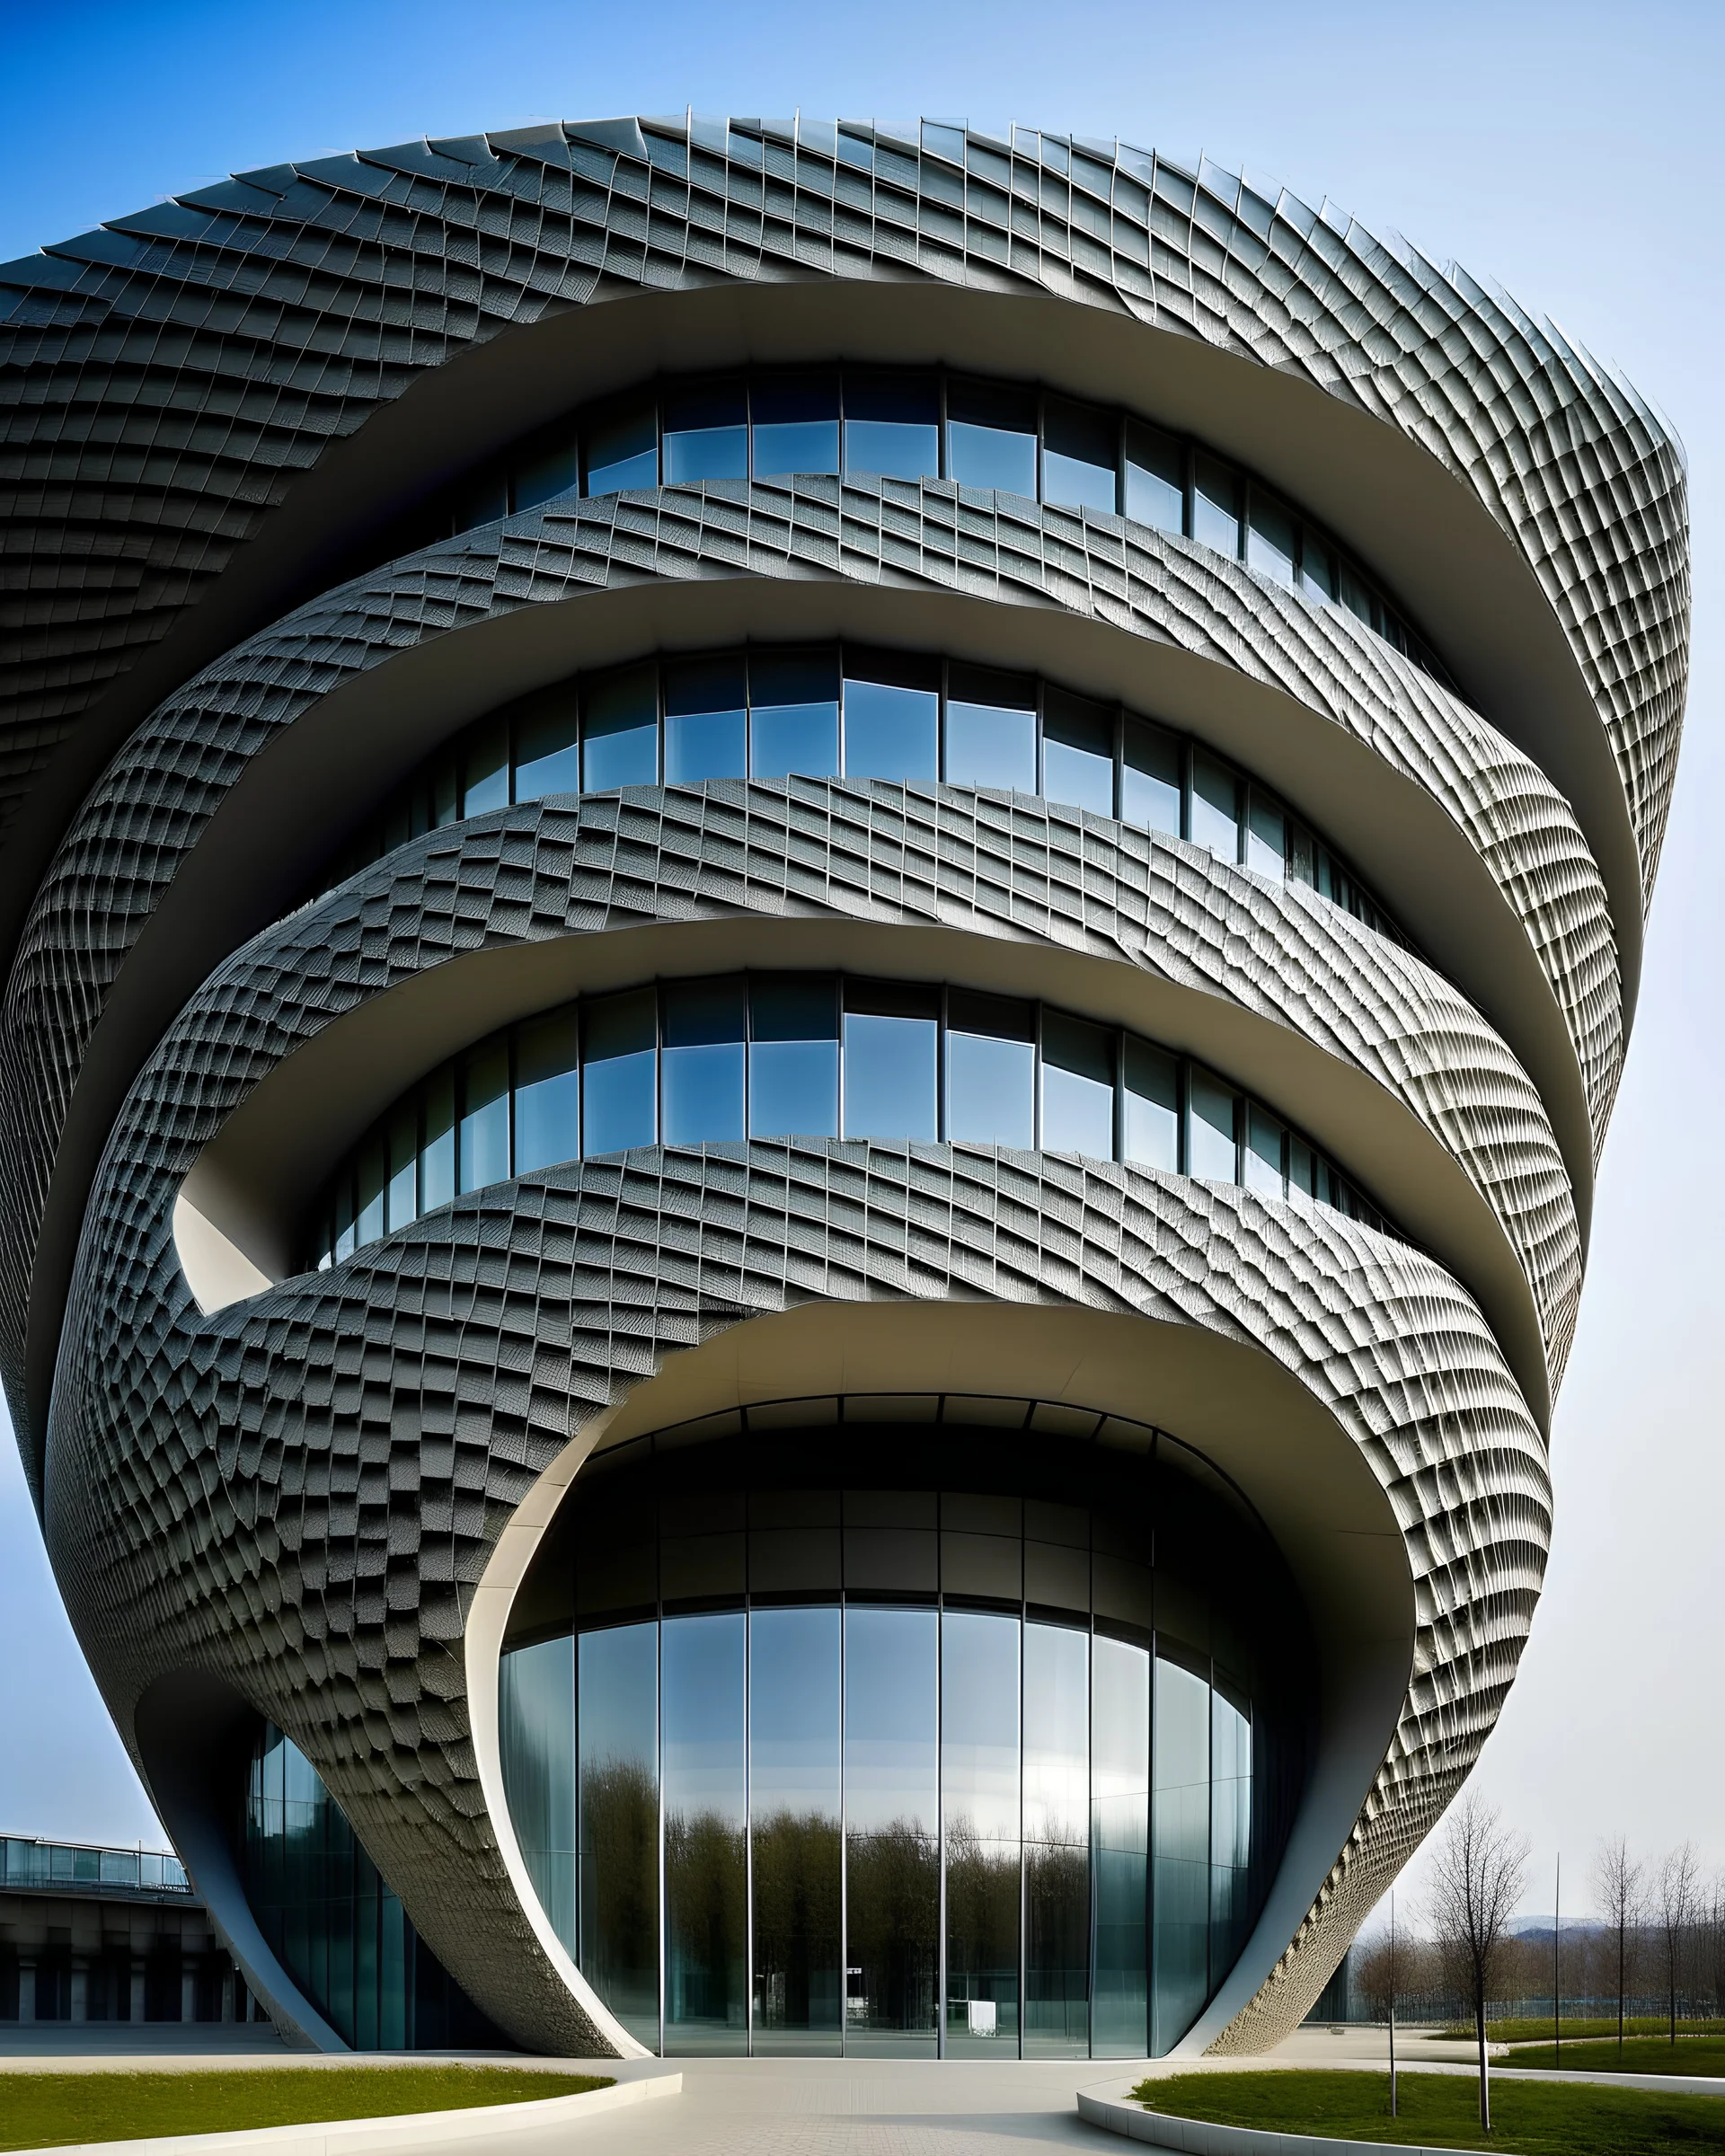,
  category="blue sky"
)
[2,0,1721,1913]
